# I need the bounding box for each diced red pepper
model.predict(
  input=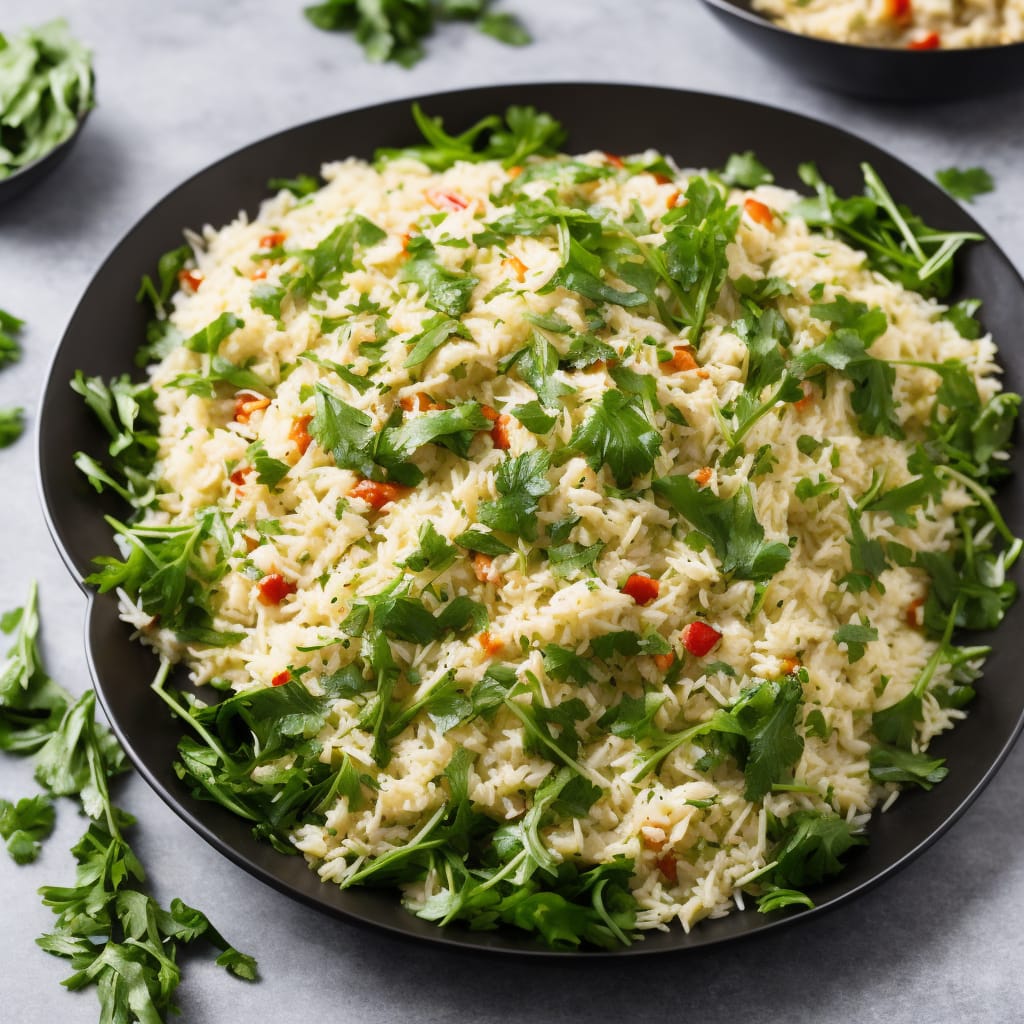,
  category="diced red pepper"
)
[478,631,504,656]
[885,0,911,18]
[234,392,270,424]
[472,552,497,584]
[657,853,678,882]
[622,574,660,606]
[400,392,447,412]
[680,621,722,657]
[271,670,291,687]
[666,190,683,209]
[906,597,925,628]
[259,232,287,248]
[650,172,673,186]
[289,414,313,456]
[604,152,626,169]
[258,573,297,606]
[229,466,252,487]
[350,478,411,510]
[503,256,528,282]
[507,166,523,179]
[653,651,676,673]
[744,197,775,228]
[490,414,512,451]
[780,656,801,676]
[425,188,469,212]
[178,269,204,292]
[661,345,698,373]
[694,466,713,488]
[794,380,816,412]
[908,31,940,49]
